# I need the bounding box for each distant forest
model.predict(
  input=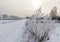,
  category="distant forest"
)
[0,14,20,20]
